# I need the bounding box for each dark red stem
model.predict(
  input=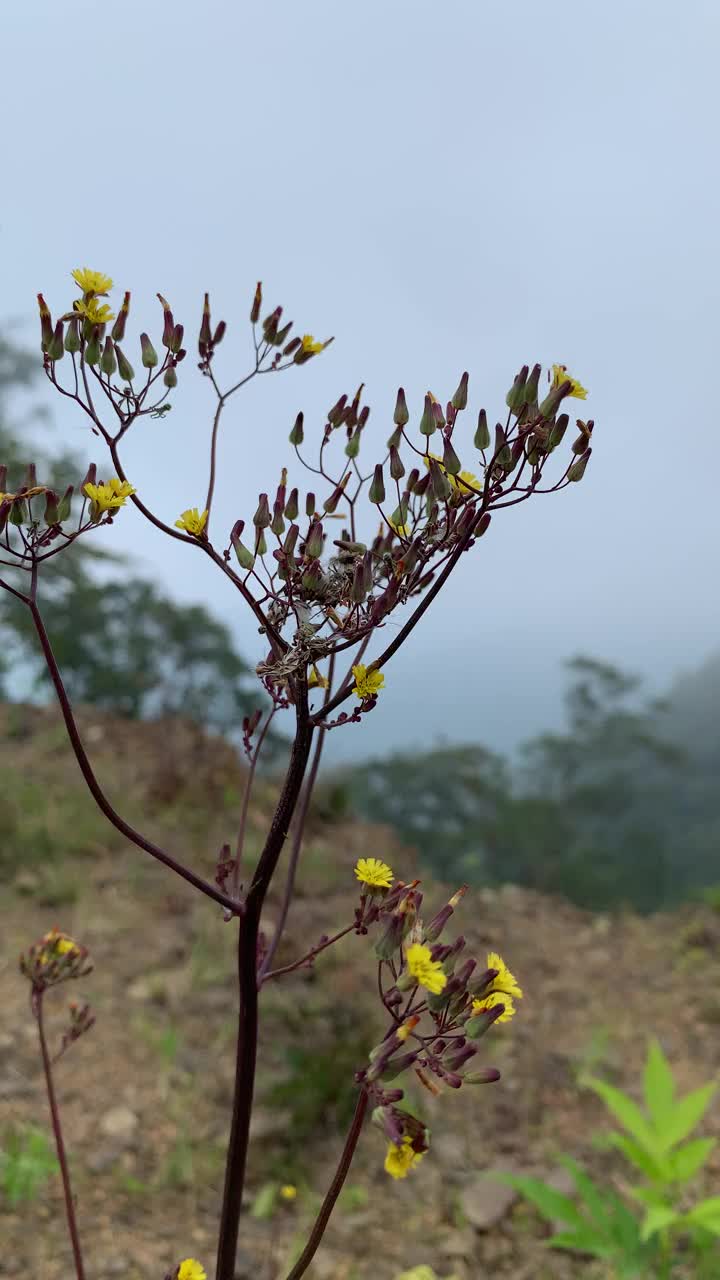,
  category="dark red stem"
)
[35,992,86,1280]
[28,598,241,916]
[215,678,314,1280]
[284,1089,369,1280]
